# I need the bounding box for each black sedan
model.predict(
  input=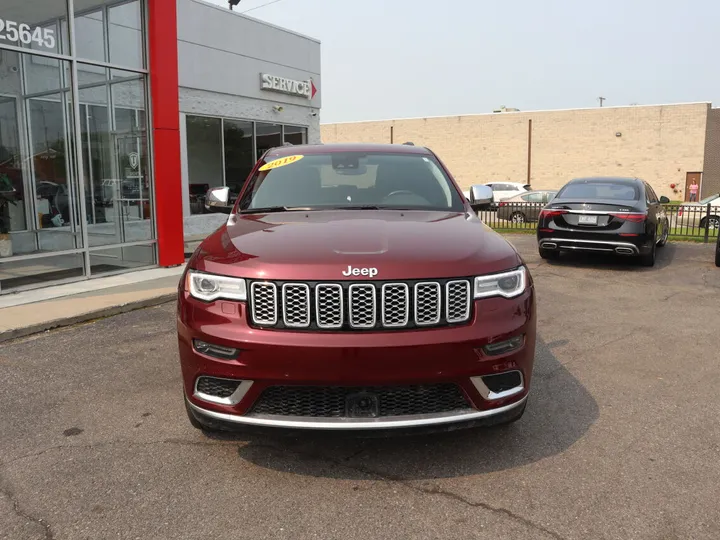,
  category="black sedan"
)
[537,177,670,267]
